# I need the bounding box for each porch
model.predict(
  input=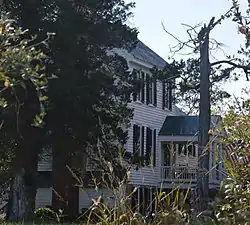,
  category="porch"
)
[158,115,225,187]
